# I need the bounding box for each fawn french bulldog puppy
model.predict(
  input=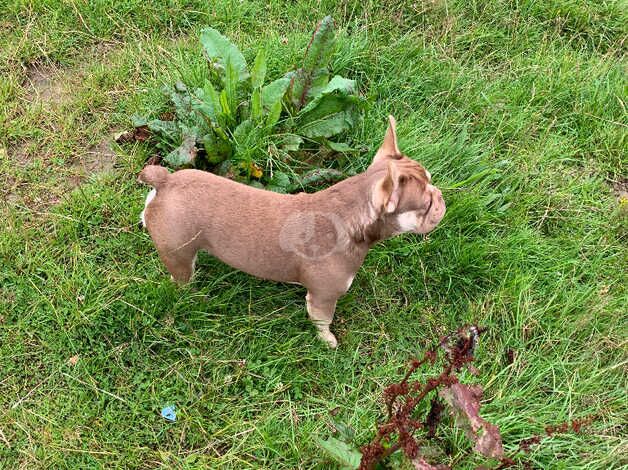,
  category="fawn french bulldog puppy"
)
[139,116,445,347]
